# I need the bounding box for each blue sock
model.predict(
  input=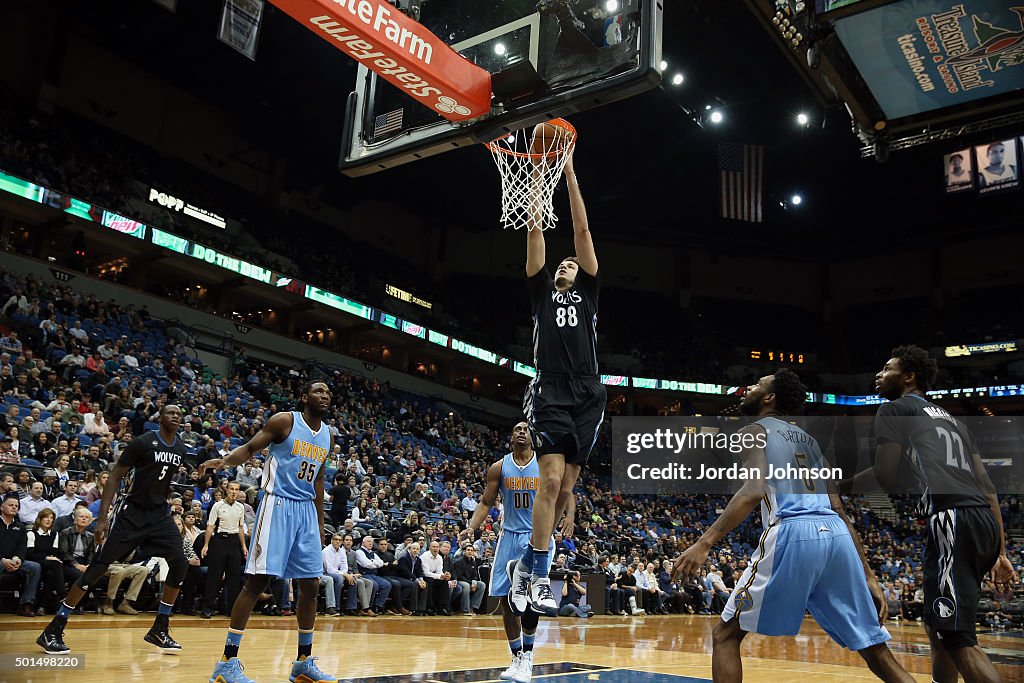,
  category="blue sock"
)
[531,548,550,578]
[516,547,535,573]
[223,629,244,661]
[158,601,173,616]
[523,632,536,652]
[509,637,522,655]
[297,629,314,660]
[57,602,73,619]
